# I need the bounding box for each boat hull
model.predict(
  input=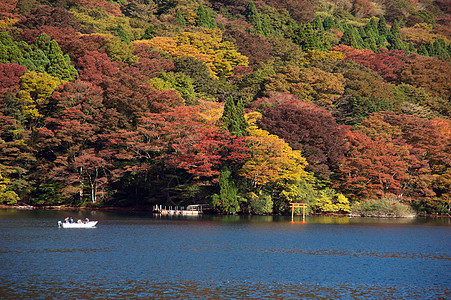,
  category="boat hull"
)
[59,221,98,228]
